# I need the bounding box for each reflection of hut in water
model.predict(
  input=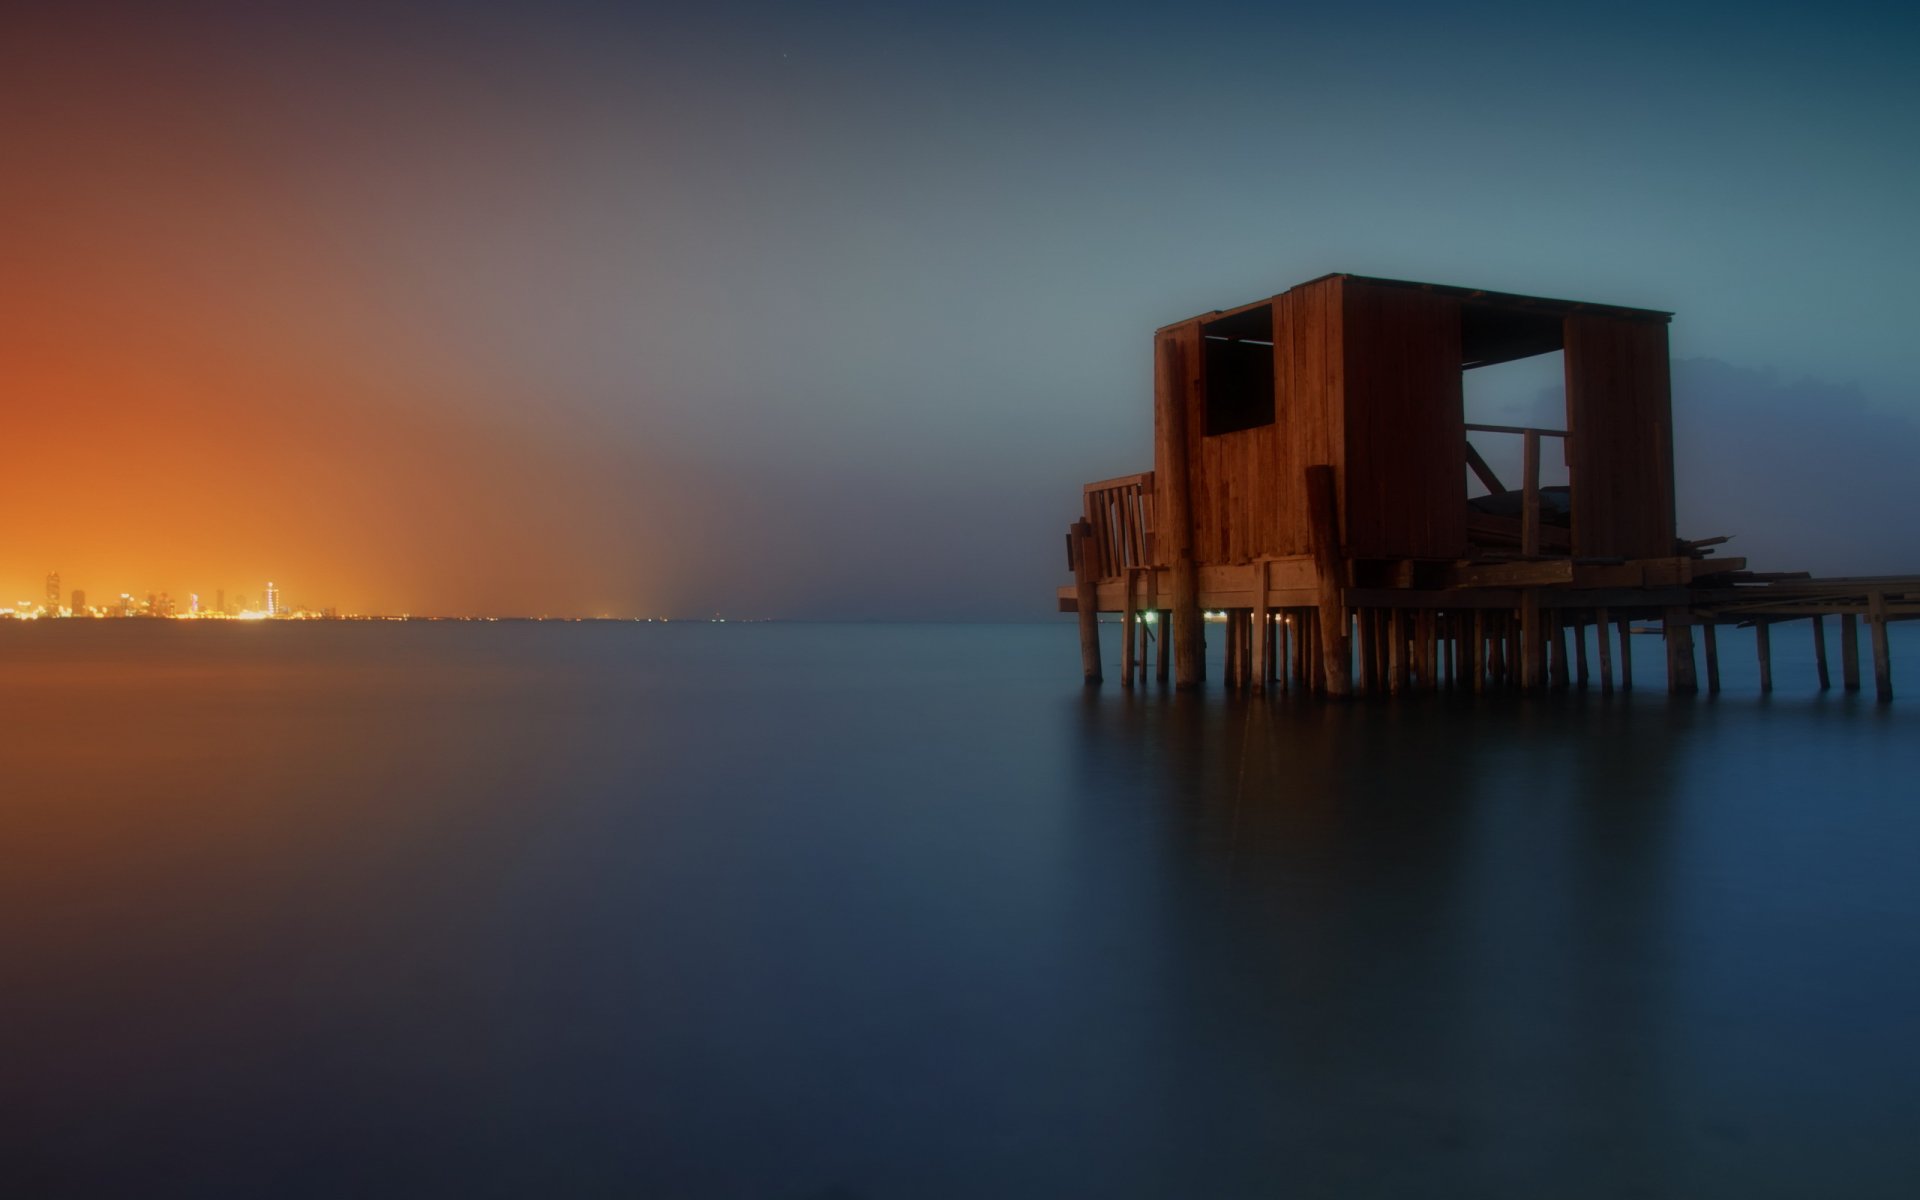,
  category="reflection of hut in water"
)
[1060,274,1915,699]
